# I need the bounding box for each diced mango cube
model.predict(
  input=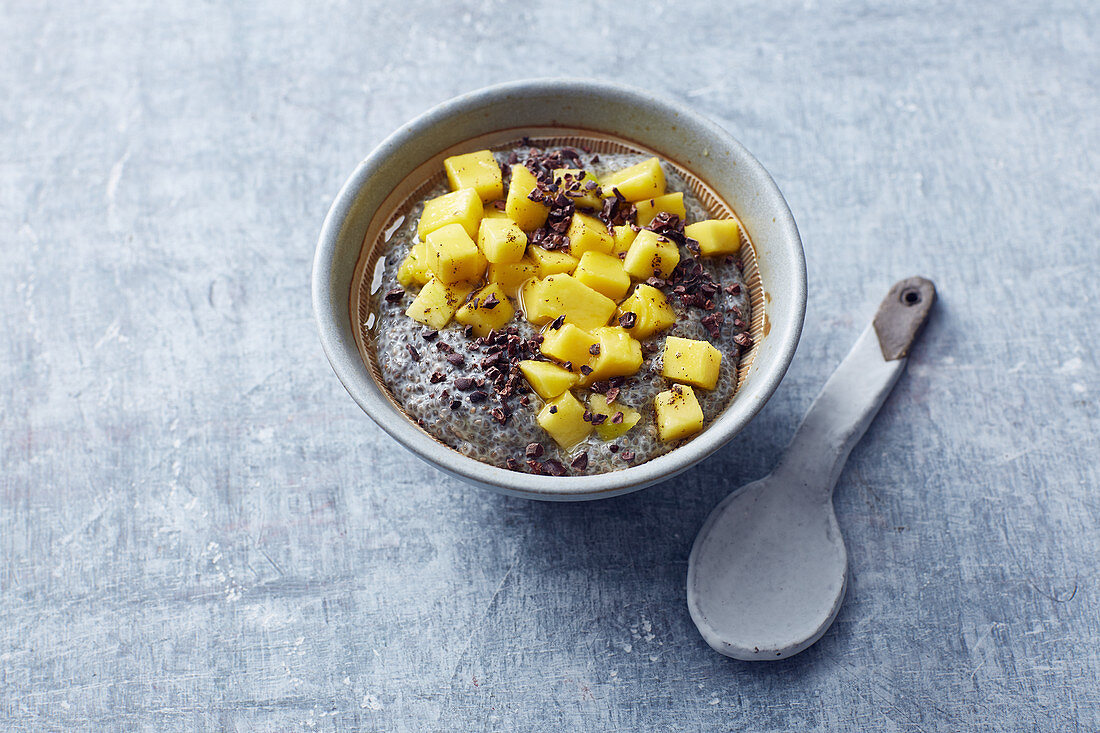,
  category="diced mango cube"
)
[661,336,723,390]
[635,192,686,227]
[553,168,602,209]
[519,360,577,400]
[623,229,681,280]
[684,219,742,257]
[574,250,630,301]
[540,323,598,370]
[612,225,638,255]
[487,257,538,297]
[537,391,592,449]
[444,150,503,203]
[579,326,643,386]
[396,242,432,289]
[600,157,666,202]
[617,284,677,339]
[506,164,549,231]
[405,277,475,330]
[417,188,483,240]
[425,223,488,284]
[454,283,515,337]
[654,384,705,442]
[477,218,527,264]
[528,246,578,277]
[566,212,614,258]
[519,274,617,330]
[588,393,642,441]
